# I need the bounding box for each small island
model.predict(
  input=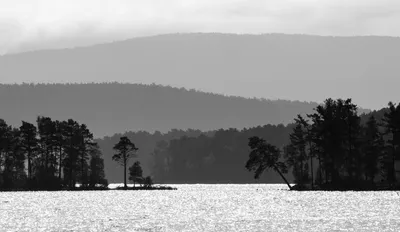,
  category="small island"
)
[245,98,400,191]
